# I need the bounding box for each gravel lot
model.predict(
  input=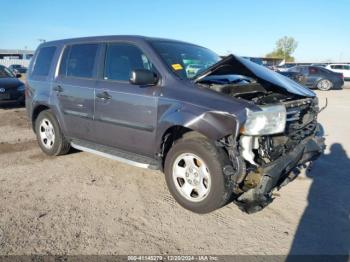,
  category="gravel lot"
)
[0,88,349,256]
